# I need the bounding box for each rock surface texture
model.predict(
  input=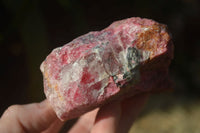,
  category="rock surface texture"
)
[40,17,174,121]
